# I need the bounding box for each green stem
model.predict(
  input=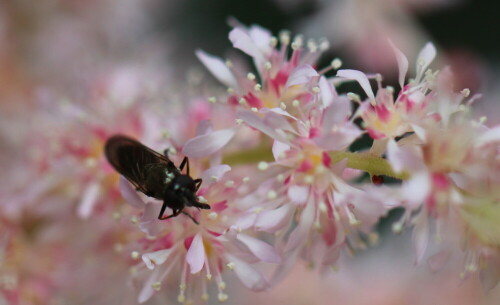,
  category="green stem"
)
[329,151,409,180]
[222,146,409,180]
